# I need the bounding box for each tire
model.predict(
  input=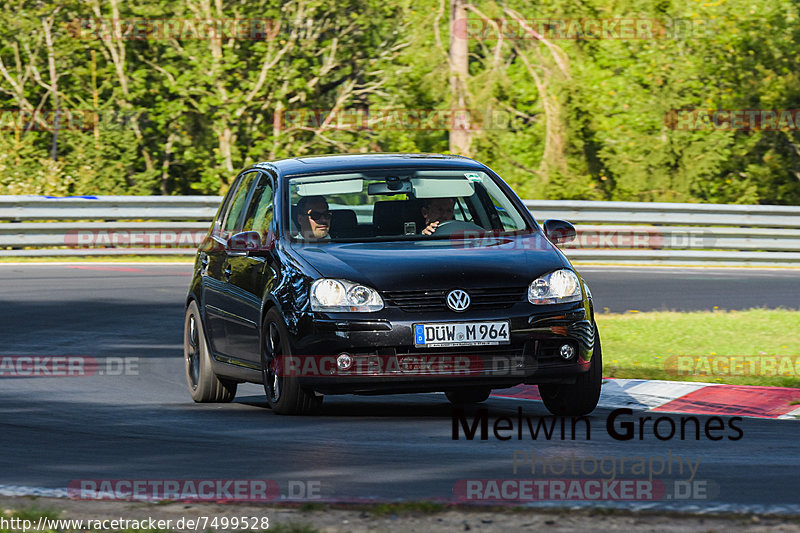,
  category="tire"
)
[446,388,492,405]
[184,300,237,402]
[261,308,322,415]
[538,324,602,416]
